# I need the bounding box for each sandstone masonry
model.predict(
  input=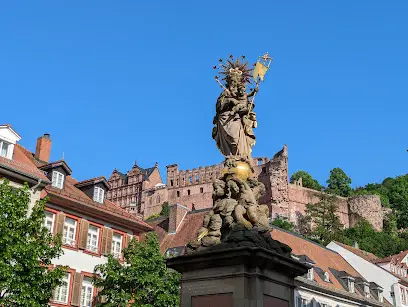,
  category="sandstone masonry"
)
[109,146,386,231]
